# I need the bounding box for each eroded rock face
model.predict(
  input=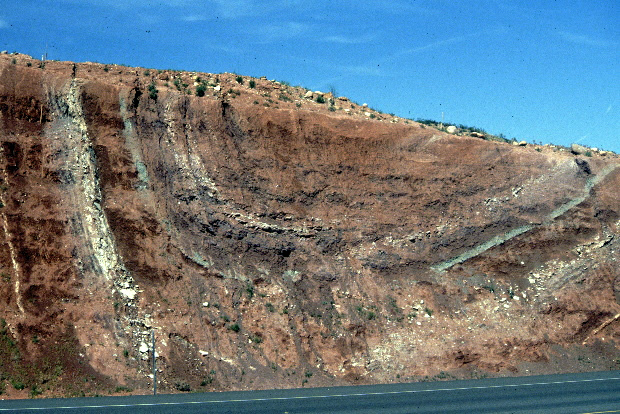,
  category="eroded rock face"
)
[0,55,619,397]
